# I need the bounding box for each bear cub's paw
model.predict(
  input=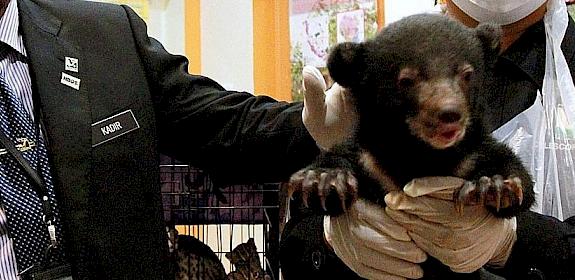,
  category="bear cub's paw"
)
[454,175,524,218]
[289,167,358,216]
